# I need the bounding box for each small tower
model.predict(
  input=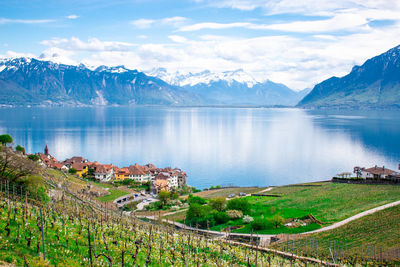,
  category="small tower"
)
[44,144,49,155]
